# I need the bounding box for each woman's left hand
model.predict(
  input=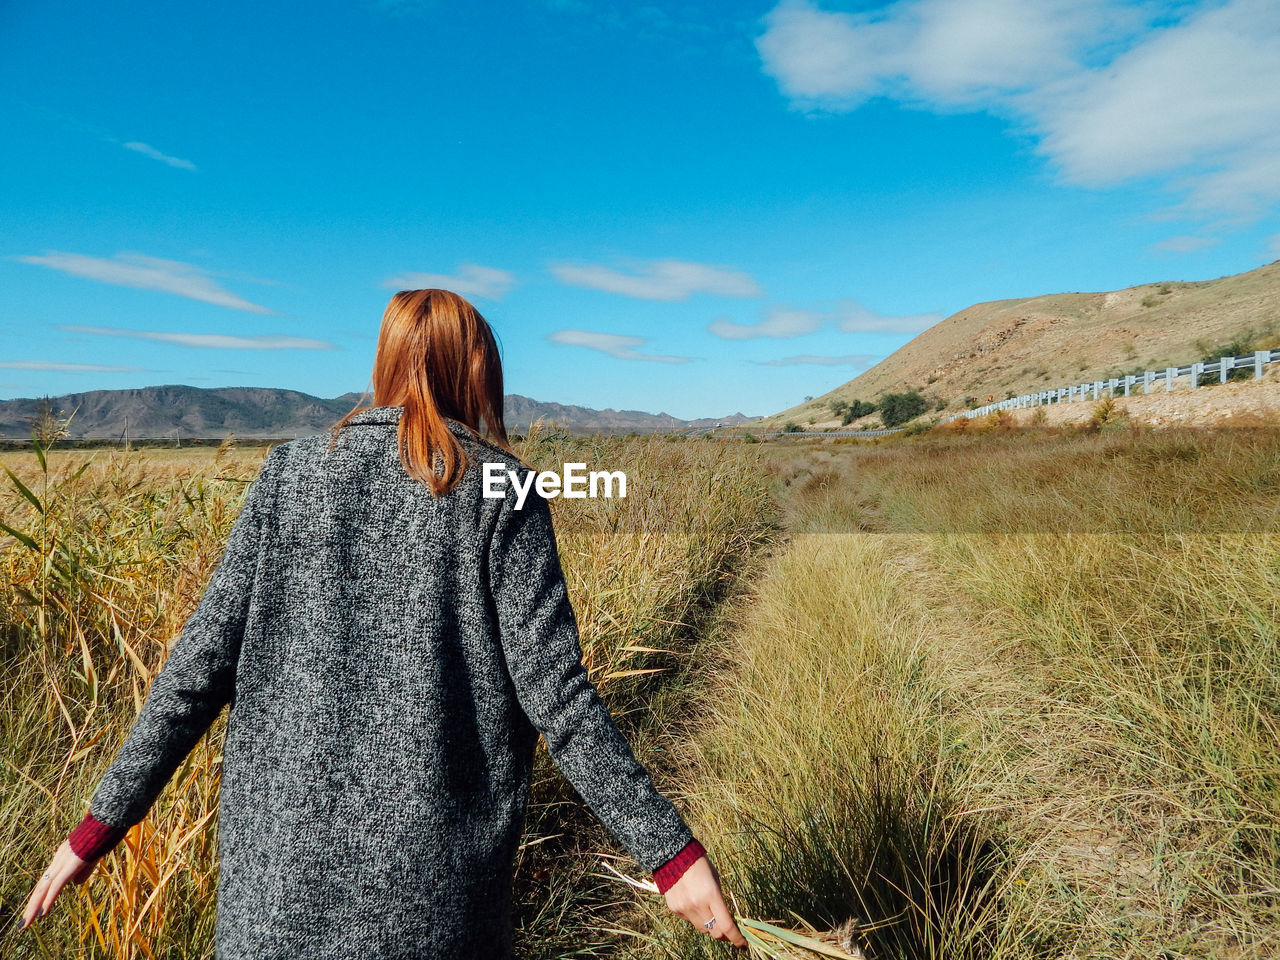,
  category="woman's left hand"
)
[21,840,98,932]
